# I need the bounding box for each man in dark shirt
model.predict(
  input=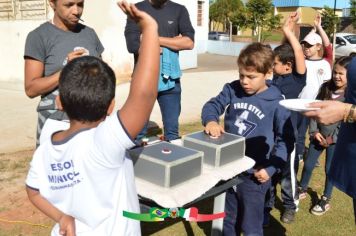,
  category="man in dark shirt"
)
[124,0,195,142]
